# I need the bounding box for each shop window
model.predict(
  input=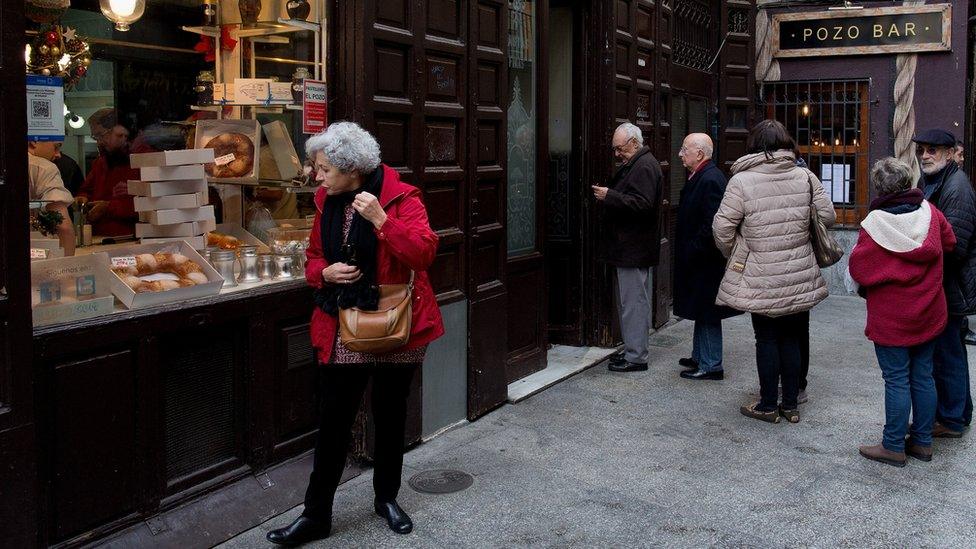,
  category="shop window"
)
[762,80,870,226]
[507,0,537,258]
